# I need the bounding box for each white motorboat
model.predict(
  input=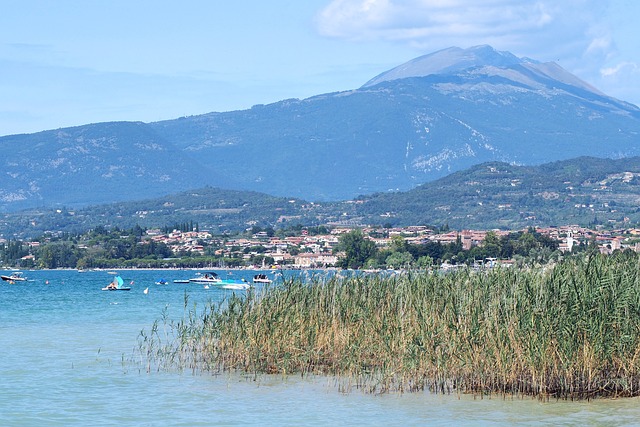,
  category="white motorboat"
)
[189,272,221,284]
[1,272,27,282]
